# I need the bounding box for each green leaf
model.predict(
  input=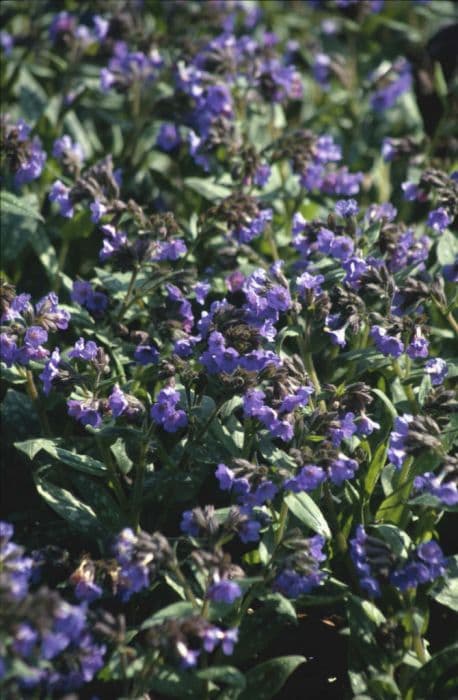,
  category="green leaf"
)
[372,388,397,419]
[63,111,94,158]
[238,656,305,700]
[418,374,432,408]
[29,226,60,281]
[407,643,458,698]
[15,439,107,476]
[141,602,195,630]
[17,67,47,123]
[110,438,134,475]
[409,493,458,513]
[285,492,331,538]
[259,592,297,621]
[437,230,458,265]
[370,524,411,559]
[0,389,40,441]
[147,666,206,698]
[34,474,101,534]
[69,472,124,531]
[184,177,231,200]
[196,666,246,690]
[364,441,388,497]
[0,191,44,222]
[430,555,458,612]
